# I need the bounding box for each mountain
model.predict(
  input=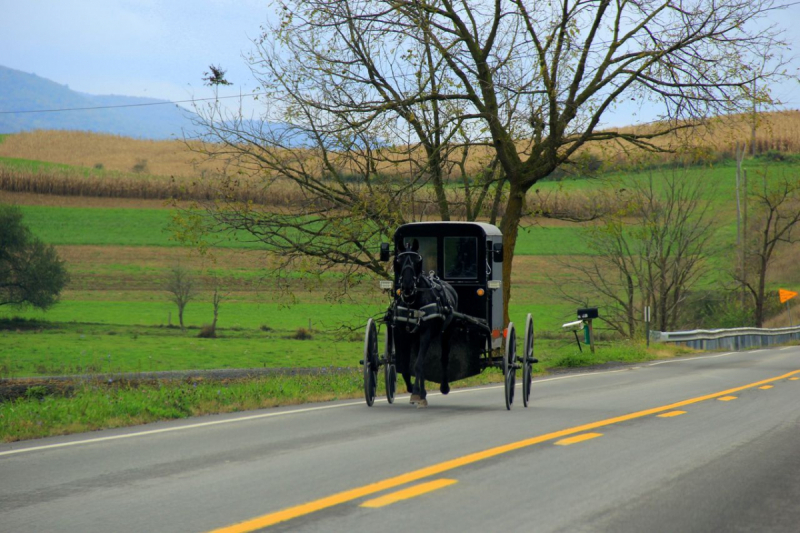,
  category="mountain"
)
[0,66,199,139]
